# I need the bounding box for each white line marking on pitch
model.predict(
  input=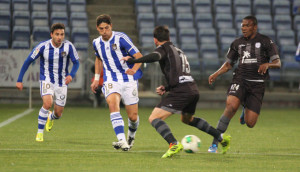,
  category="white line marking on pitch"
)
[0,109,34,128]
[0,148,299,156]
